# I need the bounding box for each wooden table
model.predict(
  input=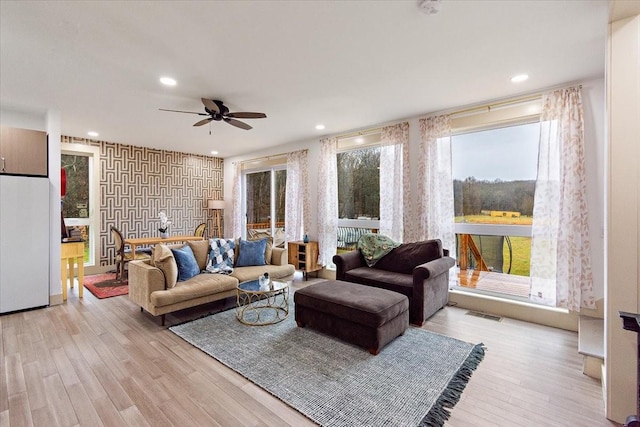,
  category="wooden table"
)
[61,241,84,301]
[124,235,204,254]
